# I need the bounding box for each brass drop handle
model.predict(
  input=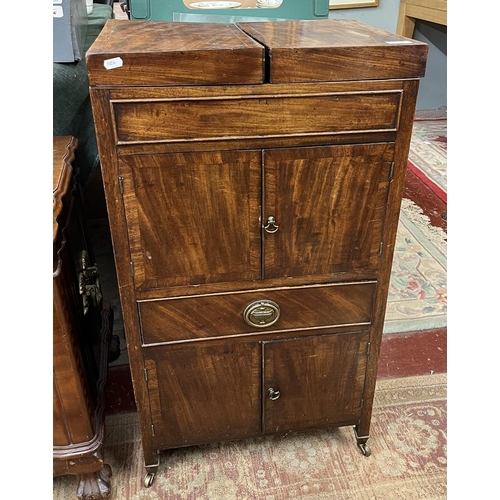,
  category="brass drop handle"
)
[264,215,279,234]
[243,300,281,328]
[267,388,281,401]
